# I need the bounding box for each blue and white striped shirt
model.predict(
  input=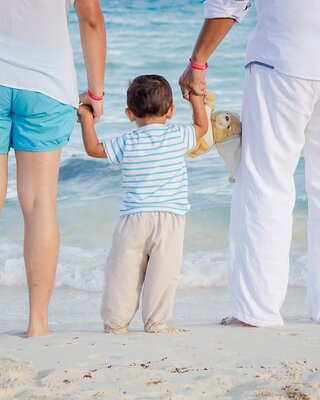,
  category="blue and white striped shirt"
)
[103,123,196,217]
